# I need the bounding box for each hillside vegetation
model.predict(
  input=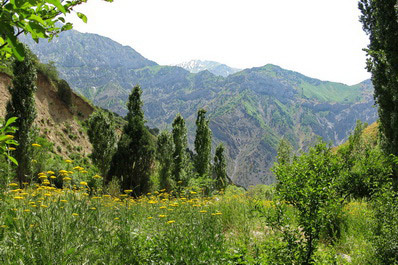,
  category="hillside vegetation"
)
[21,30,377,187]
